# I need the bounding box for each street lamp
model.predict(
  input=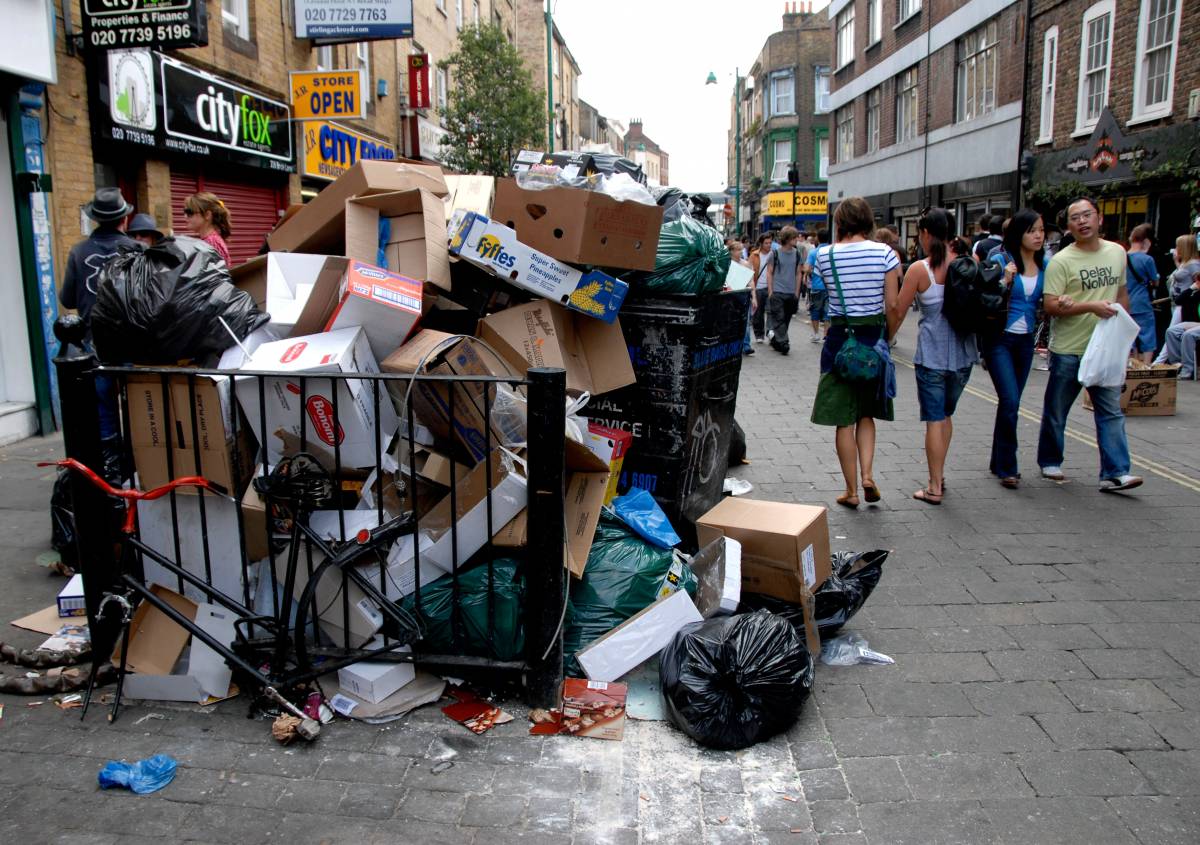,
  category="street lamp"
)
[708,69,742,236]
